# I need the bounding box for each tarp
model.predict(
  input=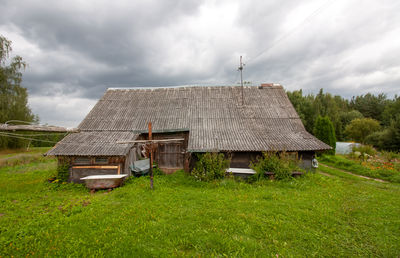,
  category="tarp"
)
[130,159,151,176]
[336,142,361,154]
